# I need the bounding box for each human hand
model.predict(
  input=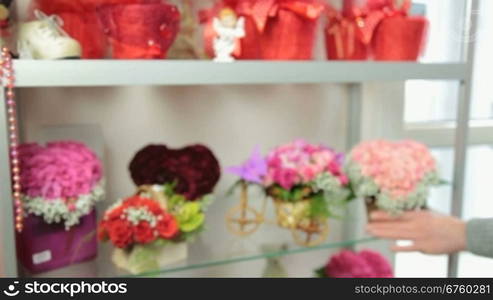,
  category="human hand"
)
[366,210,467,255]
